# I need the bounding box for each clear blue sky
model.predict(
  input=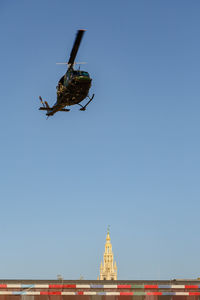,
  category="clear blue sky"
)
[0,0,200,280]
